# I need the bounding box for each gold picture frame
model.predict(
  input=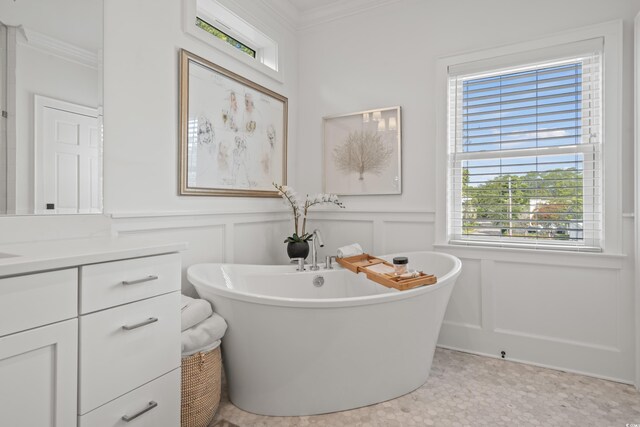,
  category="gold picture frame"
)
[179,49,288,197]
